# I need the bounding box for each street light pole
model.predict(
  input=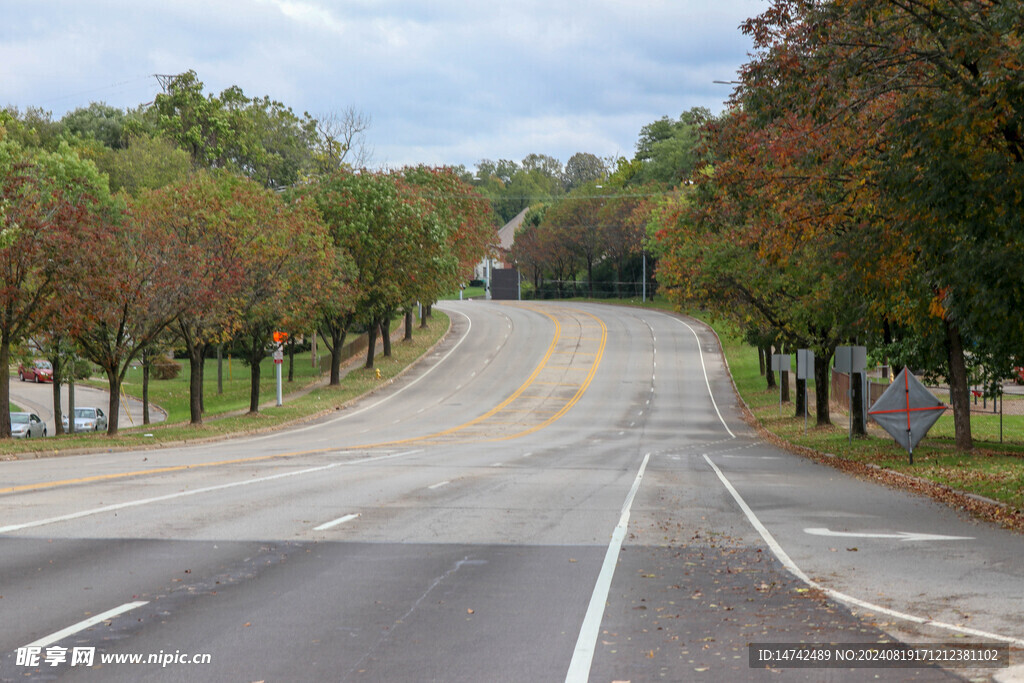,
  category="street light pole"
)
[642,250,646,303]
